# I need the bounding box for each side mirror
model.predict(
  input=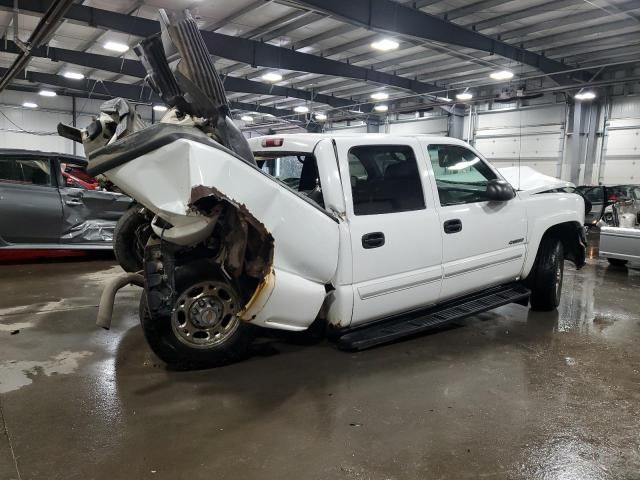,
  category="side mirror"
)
[486,179,516,202]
